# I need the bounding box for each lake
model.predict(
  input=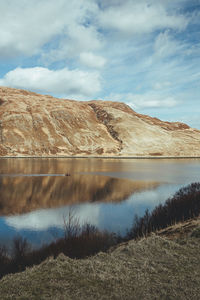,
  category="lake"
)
[0,158,200,249]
